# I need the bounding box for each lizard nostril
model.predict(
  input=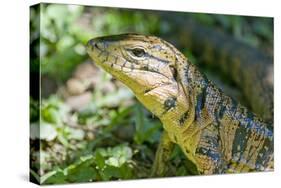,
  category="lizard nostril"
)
[87,39,94,48]
[87,39,103,50]
[94,43,99,49]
